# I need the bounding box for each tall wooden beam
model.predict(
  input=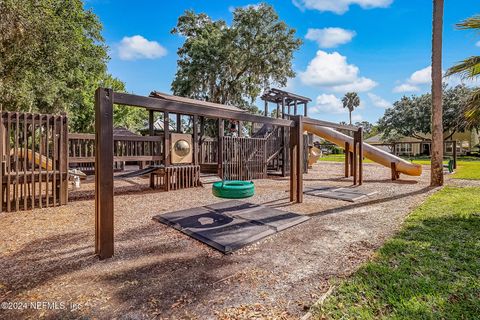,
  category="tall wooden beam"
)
[353,132,358,185]
[95,88,114,259]
[304,102,308,117]
[218,119,224,178]
[344,142,350,177]
[289,122,297,202]
[113,92,294,127]
[358,127,363,185]
[193,115,199,165]
[264,100,268,117]
[295,116,304,202]
[164,112,170,166]
[289,115,303,203]
[281,97,286,177]
[149,110,155,188]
